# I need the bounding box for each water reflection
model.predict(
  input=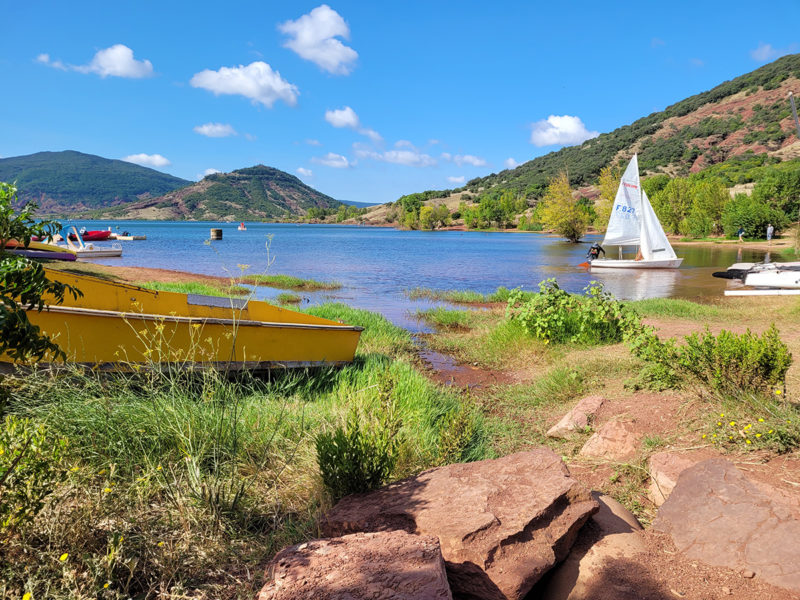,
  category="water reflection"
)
[594,268,680,301]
